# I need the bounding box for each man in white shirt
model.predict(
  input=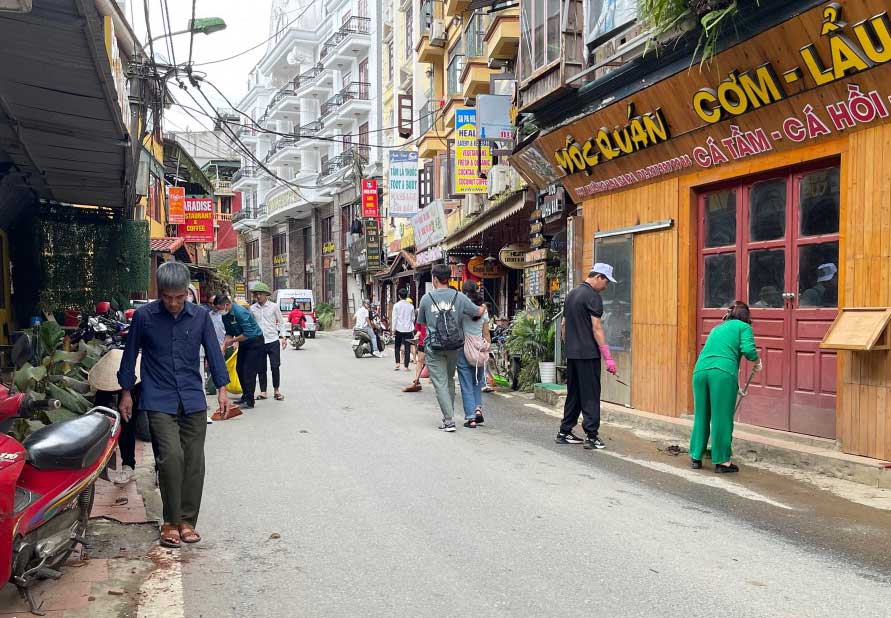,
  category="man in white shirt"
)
[391,288,416,371]
[250,282,287,400]
[354,300,381,357]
